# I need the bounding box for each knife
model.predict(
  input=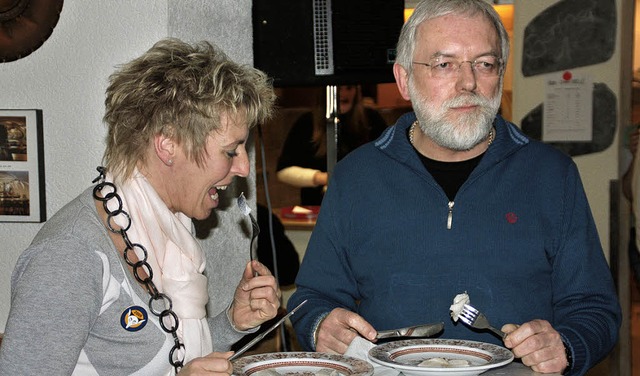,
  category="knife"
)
[375,321,444,339]
[229,299,308,361]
